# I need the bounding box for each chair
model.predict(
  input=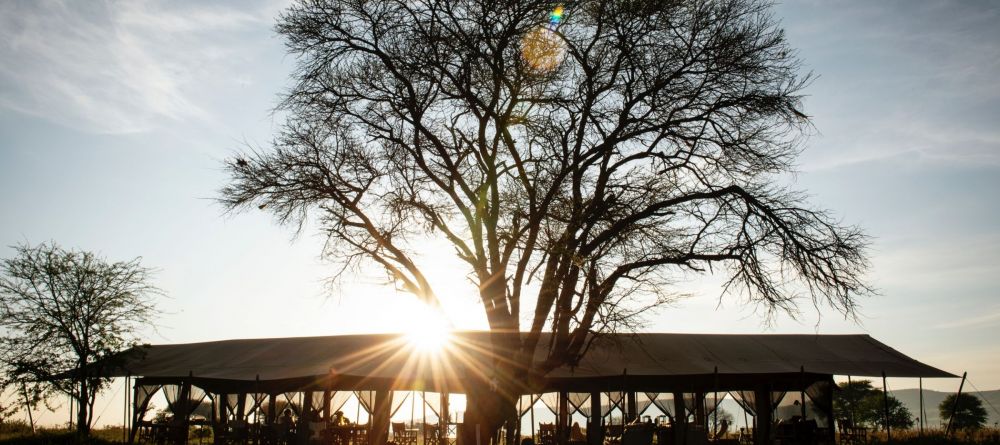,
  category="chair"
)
[351,425,370,445]
[621,423,653,445]
[422,423,440,445]
[654,425,674,445]
[538,423,556,445]
[604,424,623,445]
[394,422,418,445]
[683,424,709,445]
[837,420,868,445]
[136,421,155,443]
[329,424,353,445]
[306,420,326,445]
[737,427,753,445]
